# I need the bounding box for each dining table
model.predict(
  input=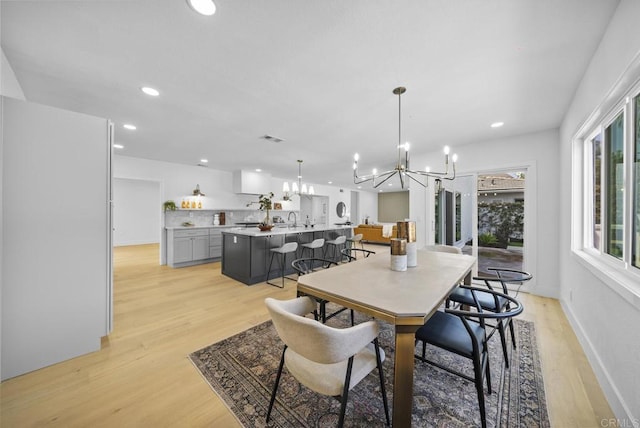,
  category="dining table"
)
[296,248,476,427]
